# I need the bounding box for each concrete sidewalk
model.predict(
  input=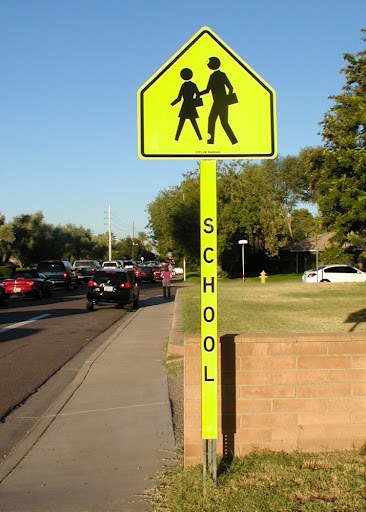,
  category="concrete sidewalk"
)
[0,297,177,511]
